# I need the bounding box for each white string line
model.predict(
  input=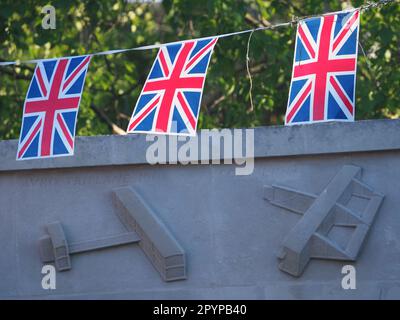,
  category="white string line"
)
[0,0,395,66]
[358,41,373,72]
[246,30,255,112]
